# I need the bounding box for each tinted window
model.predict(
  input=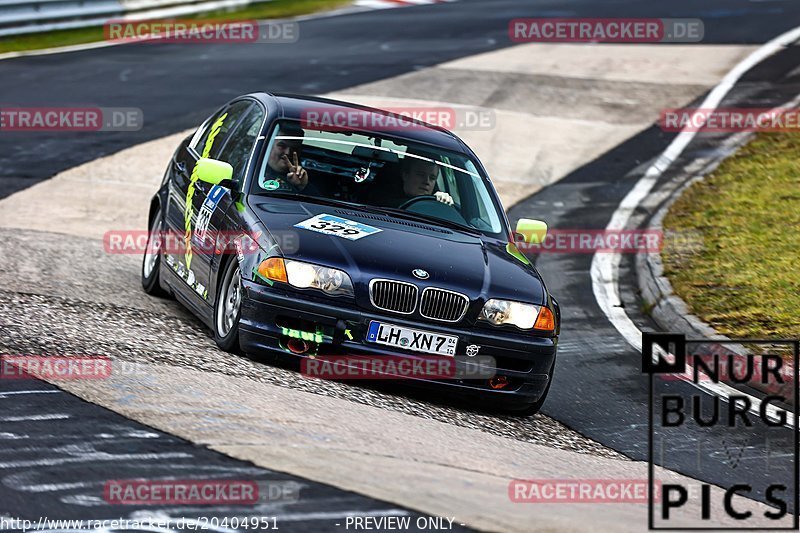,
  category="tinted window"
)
[191,100,252,158]
[252,120,505,236]
[216,104,265,183]
[191,108,223,153]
